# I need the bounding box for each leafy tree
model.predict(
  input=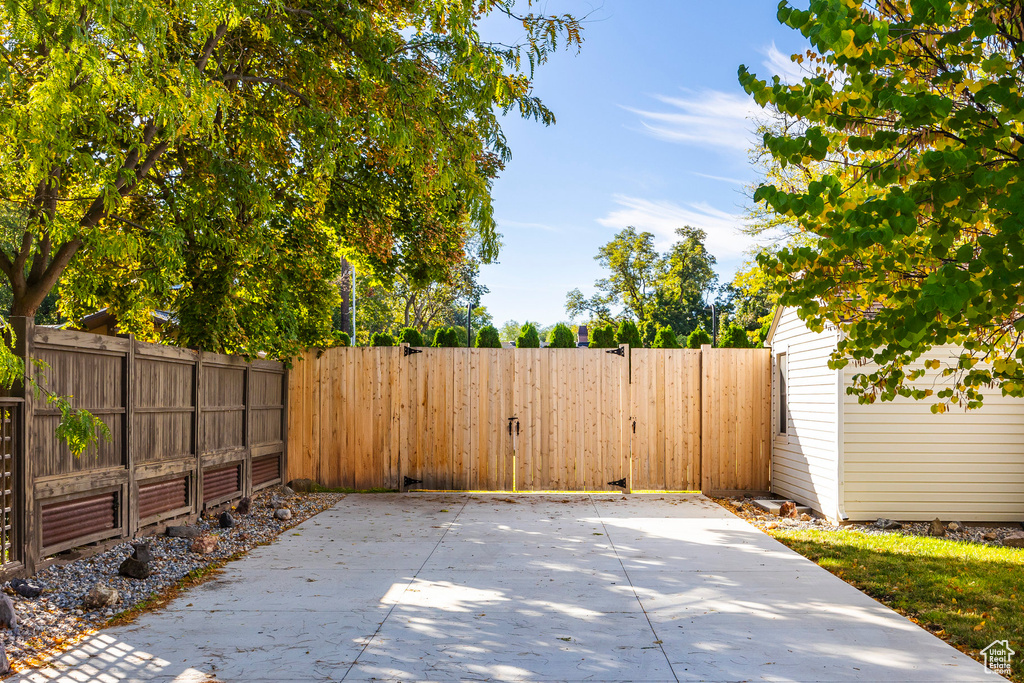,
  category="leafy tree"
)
[498,320,522,344]
[565,226,718,338]
[686,327,711,349]
[615,321,642,349]
[336,331,352,347]
[516,323,541,349]
[718,324,753,349]
[547,323,575,349]
[652,326,681,349]
[399,328,424,347]
[1,0,583,360]
[370,332,396,347]
[740,1,1024,410]
[475,325,502,348]
[588,323,616,348]
[431,327,460,348]
[639,320,658,349]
